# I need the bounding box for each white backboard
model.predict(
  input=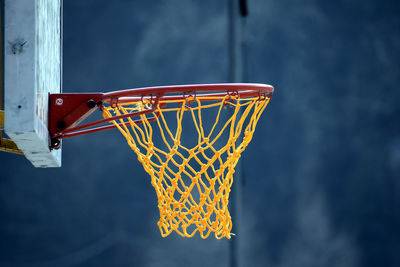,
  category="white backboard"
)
[4,0,62,167]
